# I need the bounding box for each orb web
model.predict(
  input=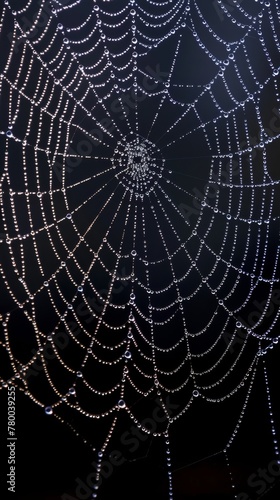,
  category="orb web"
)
[0,0,280,498]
